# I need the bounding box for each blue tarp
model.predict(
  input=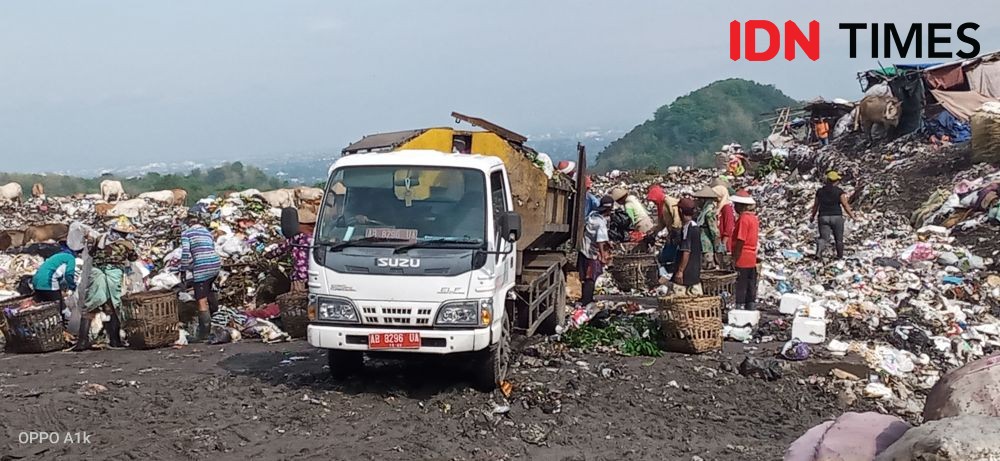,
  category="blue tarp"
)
[925,110,972,142]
